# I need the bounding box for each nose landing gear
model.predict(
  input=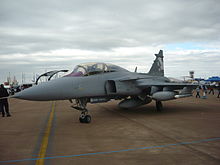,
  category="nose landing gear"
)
[70,99,92,123]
